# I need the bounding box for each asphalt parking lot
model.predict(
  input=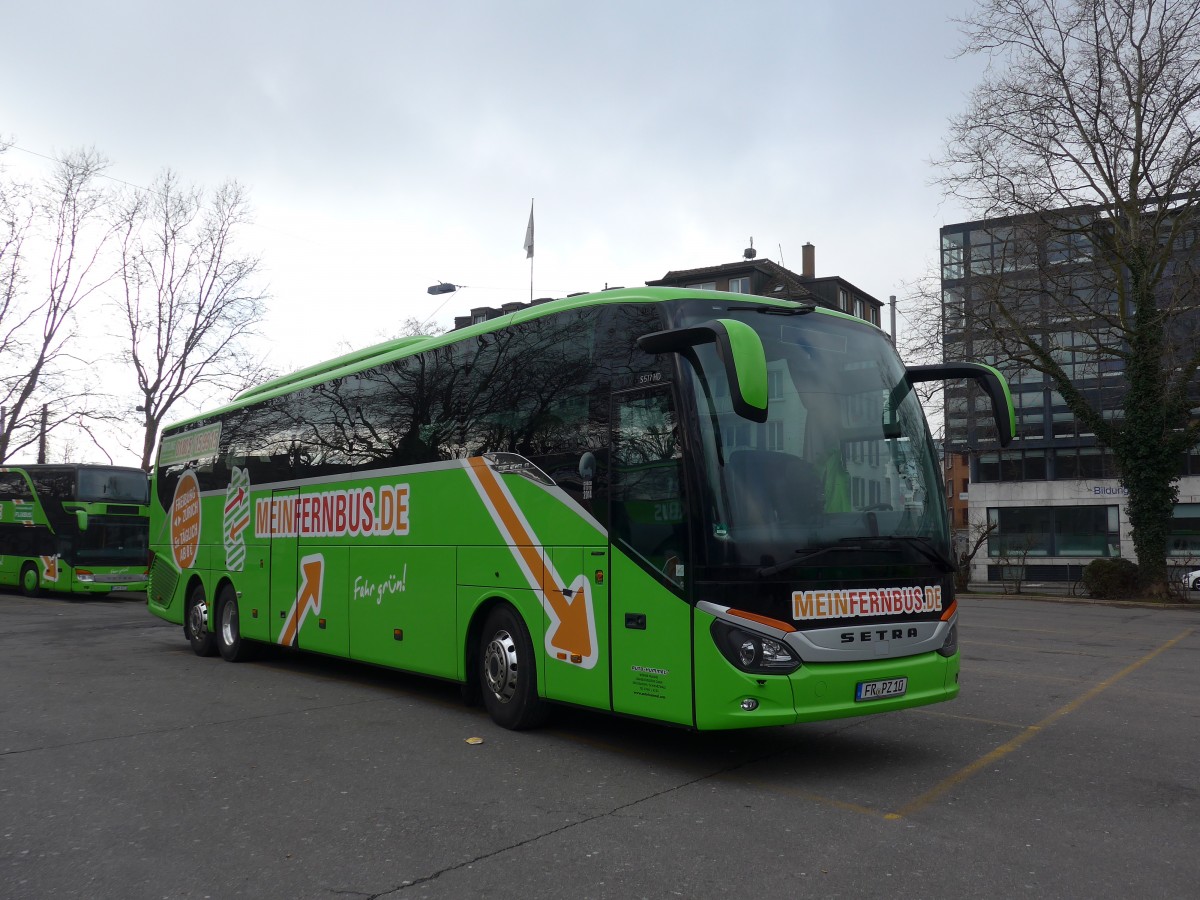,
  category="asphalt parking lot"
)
[1,590,1196,900]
